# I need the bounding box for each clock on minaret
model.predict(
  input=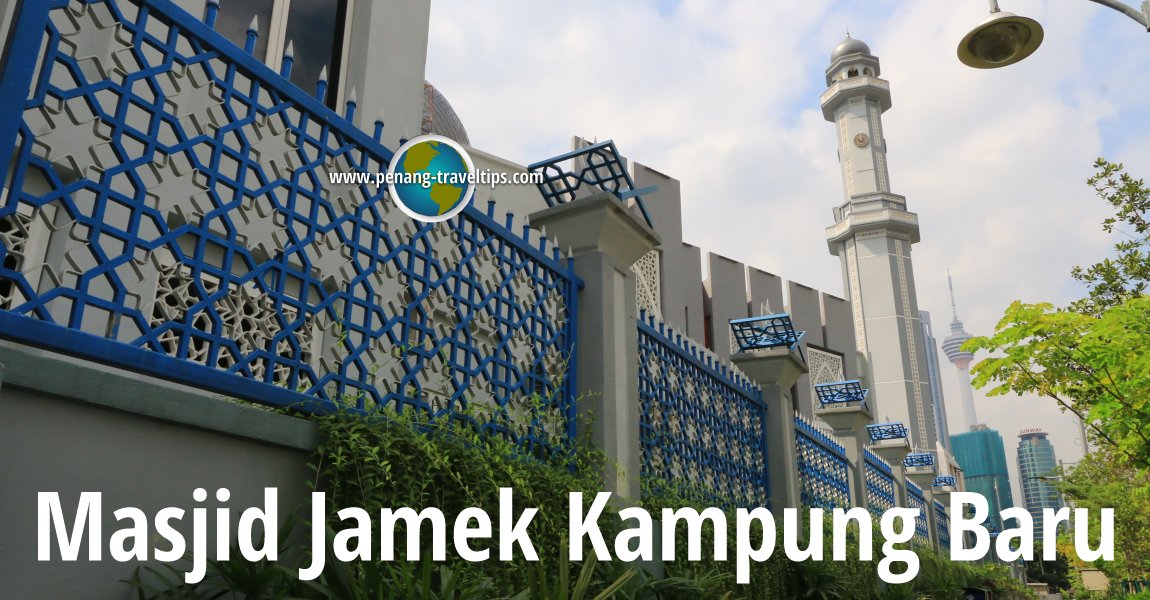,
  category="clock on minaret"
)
[853,133,869,148]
